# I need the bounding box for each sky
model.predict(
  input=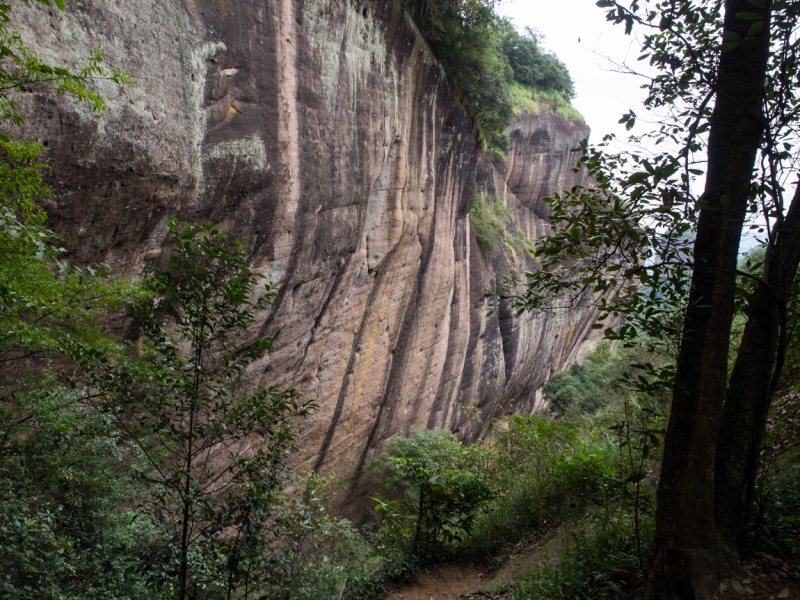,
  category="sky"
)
[498,0,652,145]
[497,0,768,253]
